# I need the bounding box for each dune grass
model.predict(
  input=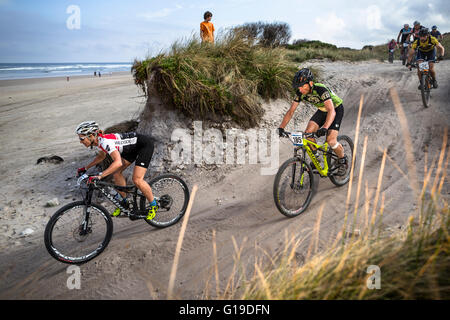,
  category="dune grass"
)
[286,41,389,63]
[286,32,449,64]
[132,30,297,128]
